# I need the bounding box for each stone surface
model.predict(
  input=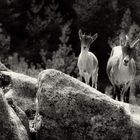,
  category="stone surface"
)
[7,98,31,139]
[0,62,10,71]
[36,69,140,140]
[2,71,37,119]
[0,89,29,140]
